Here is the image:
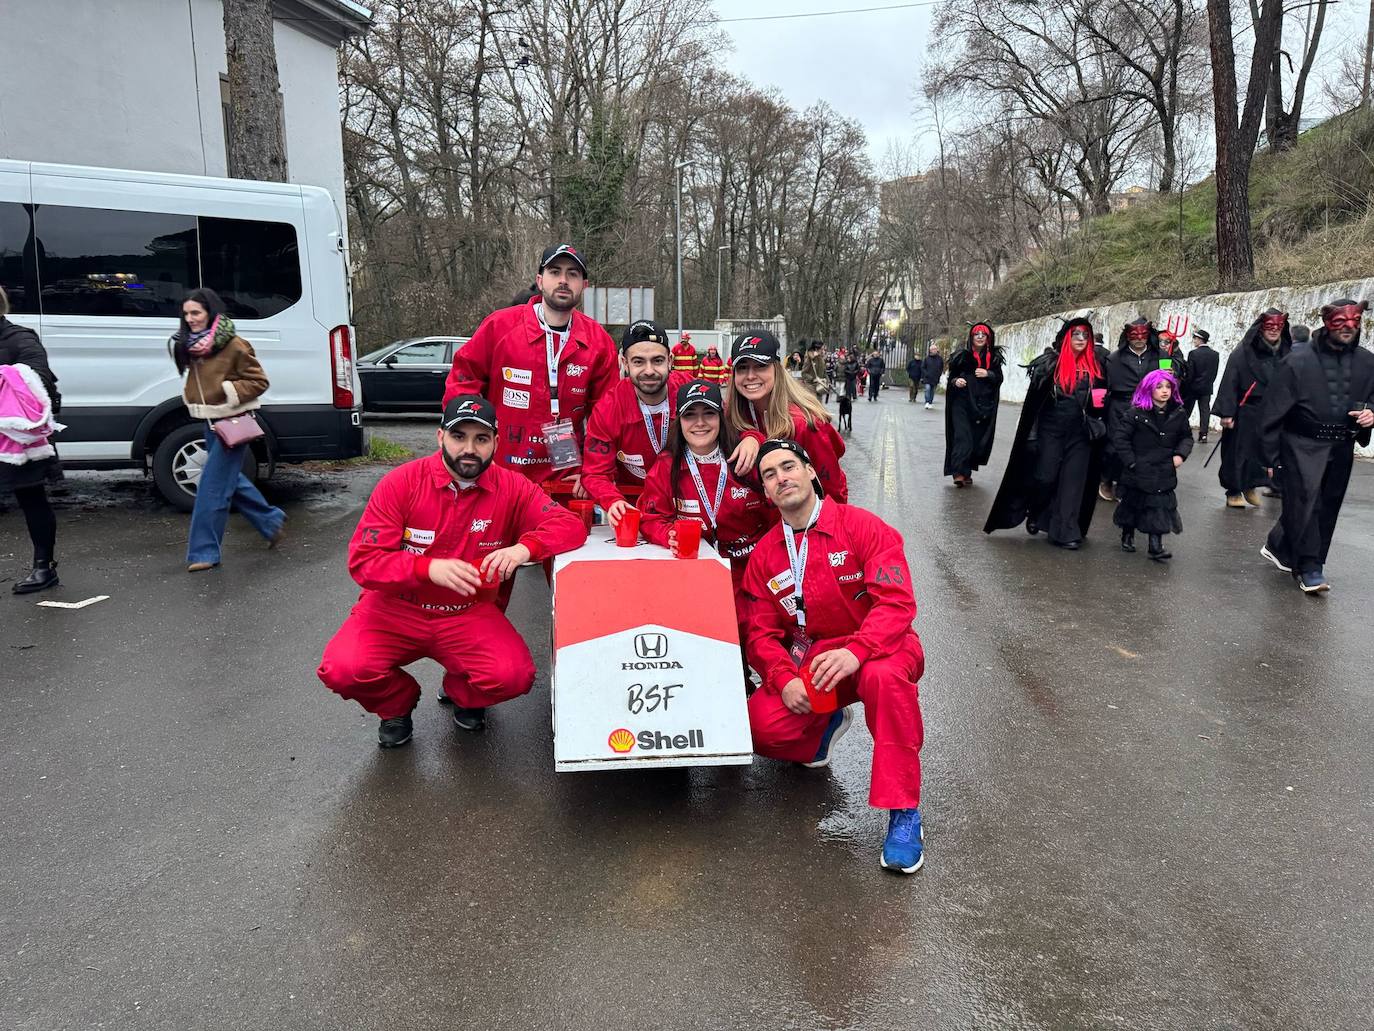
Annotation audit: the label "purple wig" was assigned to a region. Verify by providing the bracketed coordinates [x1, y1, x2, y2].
[1132, 368, 1182, 410]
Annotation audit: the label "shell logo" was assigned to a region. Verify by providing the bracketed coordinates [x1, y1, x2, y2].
[608, 728, 636, 754]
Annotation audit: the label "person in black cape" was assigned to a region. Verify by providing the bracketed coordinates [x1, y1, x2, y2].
[943, 321, 1004, 486]
[984, 318, 1109, 549]
[1258, 298, 1374, 594]
[1215, 308, 1291, 509]
[1111, 368, 1193, 562]
[1100, 317, 1164, 501]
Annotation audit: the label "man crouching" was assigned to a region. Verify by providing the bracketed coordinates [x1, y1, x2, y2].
[740, 439, 927, 873]
[317, 395, 587, 747]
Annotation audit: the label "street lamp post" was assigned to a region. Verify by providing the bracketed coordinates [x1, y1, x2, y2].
[675, 159, 695, 339]
[716, 244, 730, 322]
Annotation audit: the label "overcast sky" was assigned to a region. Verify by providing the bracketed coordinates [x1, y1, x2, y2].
[714, 0, 937, 172]
[713, 0, 1366, 183]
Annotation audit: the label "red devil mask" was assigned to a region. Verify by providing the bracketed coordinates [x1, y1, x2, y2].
[1260, 311, 1287, 333]
[1321, 302, 1363, 334]
[1126, 322, 1150, 343]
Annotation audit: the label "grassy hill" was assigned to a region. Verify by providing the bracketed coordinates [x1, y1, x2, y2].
[979, 108, 1374, 324]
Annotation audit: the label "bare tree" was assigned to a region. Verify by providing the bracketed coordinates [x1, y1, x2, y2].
[1259, 0, 1332, 151]
[1206, 0, 1285, 288]
[222, 0, 286, 182]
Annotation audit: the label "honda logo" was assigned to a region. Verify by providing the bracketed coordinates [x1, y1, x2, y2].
[633, 633, 668, 659]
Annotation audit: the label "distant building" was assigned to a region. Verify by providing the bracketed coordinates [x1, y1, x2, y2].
[1109, 185, 1155, 212]
[0, 0, 371, 211]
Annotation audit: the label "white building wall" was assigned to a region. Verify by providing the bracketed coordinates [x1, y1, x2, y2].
[0, 0, 349, 212]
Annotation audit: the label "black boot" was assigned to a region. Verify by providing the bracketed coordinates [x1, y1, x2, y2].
[1148, 534, 1171, 562]
[12, 561, 59, 594]
[1120, 529, 1136, 553]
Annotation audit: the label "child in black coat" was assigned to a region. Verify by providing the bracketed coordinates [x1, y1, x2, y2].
[1111, 369, 1193, 561]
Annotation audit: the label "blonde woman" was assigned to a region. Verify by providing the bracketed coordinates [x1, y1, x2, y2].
[726, 331, 847, 503]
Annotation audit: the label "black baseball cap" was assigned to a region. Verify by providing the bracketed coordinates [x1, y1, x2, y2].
[442, 394, 498, 432]
[621, 319, 670, 353]
[538, 243, 587, 275]
[756, 438, 825, 499]
[731, 329, 781, 365]
[676, 379, 723, 413]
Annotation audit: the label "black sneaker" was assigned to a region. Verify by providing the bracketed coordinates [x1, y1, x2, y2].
[436, 689, 452, 706]
[378, 715, 413, 749]
[452, 706, 486, 732]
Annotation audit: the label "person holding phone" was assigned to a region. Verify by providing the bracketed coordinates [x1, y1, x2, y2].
[317, 395, 588, 746]
[1258, 299, 1374, 594]
[740, 439, 927, 874]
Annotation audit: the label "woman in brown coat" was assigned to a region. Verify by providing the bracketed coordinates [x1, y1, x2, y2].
[171, 289, 285, 571]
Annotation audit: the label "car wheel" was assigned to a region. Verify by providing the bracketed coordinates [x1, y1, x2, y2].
[152, 423, 258, 511]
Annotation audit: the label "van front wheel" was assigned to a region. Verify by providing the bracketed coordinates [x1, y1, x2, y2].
[152, 423, 259, 511]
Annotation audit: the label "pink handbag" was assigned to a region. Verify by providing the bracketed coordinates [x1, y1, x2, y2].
[211, 412, 265, 448]
[193, 365, 265, 448]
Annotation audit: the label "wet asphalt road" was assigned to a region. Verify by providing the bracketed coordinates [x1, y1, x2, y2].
[3, 397, 1373, 1031]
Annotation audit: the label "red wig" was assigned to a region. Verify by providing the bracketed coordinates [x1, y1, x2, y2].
[1054, 323, 1101, 393]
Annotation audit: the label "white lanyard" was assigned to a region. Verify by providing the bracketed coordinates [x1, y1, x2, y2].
[538, 304, 572, 419]
[781, 498, 823, 629]
[639, 399, 669, 454]
[685, 449, 727, 528]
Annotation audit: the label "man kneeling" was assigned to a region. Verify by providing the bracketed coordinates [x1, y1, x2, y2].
[317, 395, 587, 747]
[741, 440, 927, 873]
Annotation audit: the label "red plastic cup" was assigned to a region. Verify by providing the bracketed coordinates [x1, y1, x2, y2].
[1090, 388, 1107, 408]
[802, 664, 838, 714]
[672, 519, 702, 559]
[615, 507, 641, 547]
[474, 566, 500, 604]
[569, 499, 595, 531]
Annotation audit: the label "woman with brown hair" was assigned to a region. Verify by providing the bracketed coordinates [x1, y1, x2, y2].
[170, 288, 286, 572]
[725, 331, 848, 503]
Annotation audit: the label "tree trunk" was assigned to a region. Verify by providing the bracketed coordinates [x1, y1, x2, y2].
[1363, 0, 1374, 108]
[222, 0, 286, 182]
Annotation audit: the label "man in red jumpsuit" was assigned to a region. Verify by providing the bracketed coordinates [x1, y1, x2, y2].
[740, 438, 927, 873]
[581, 319, 692, 526]
[442, 243, 619, 498]
[583, 320, 759, 528]
[672, 332, 699, 377]
[317, 395, 588, 748]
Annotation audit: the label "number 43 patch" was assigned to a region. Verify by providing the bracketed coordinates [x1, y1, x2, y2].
[873, 565, 906, 586]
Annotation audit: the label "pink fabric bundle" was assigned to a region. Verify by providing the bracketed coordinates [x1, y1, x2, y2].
[0, 363, 64, 465]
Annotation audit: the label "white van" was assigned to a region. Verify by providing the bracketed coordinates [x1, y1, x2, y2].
[0, 158, 364, 509]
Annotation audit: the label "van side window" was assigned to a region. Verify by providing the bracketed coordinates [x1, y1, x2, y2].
[35, 207, 197, 317]
[0, 202, 38, 314]
[200, 217, 301, 319]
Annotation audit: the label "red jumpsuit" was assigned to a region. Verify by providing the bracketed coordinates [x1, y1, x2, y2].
[671, 341, 700, 377]
[739, 501, 924, 809]
[317, 453, 588, 719]
[442, 299, 620, 490]
[580, 372, 693, 511]
[749, 404, 849, 503]
[638, 450, 778, 590]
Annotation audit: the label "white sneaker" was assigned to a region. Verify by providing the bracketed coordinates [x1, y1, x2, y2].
[1259, 545, 1291, 573]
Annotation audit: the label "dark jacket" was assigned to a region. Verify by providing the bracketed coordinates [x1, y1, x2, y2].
[0, 317, 59, 409]
[1110, 403, 1194, 493]
[1260, 331, 1374, 466]
[906, 358, 921, 380]
[865, 354, 886, 376]
[920, 353, 944, 383]
[1185, 344, 1219, 396]
[1214, 319, 1292, 420]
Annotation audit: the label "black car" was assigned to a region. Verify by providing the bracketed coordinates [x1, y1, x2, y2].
[357, 336, 467, 412]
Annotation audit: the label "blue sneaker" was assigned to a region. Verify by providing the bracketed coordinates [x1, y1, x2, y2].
[1298, 569, 1330, 594]
[881, 808, 924, 874]
[804, 706, 853, 768]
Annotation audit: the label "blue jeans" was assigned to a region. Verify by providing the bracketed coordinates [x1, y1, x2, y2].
[924, 382, 936, 405]
[187, 428, 285, 564]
